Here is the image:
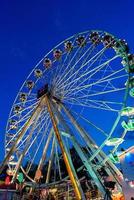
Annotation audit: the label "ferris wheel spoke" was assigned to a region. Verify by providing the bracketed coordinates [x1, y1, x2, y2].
[28, 113, 51, 157]
[60, 46, 98, 93]
[64, 87, 125, 109]
[6, 106, 43, 147]
[17, 110, 49, 150]
[9, 101, 39, 120]
[59, 45, 108, 91]
[64, 71, 127, 98]
[66, 64, 123, 98]
[70, 47, 99, 83]
[56, 43, 95, 89]
[89, 114, 121, 163]
[76, 54, 118, 86]
[56, 44, 107, 91]
[12, 109, 43, 182]
[14, 97, 38, 106]
[65, 73, 126, 98]
[62, 54, 119, 94]
[71, 110, 110, 137]
[45, 135, 55, 183]
[63, 56, 121, 96]
[76, 99, 123, 111]
[26, 120, 51, 174]
[28, 118, 50, 162]
[54, 150, 57, 182]
[98, 52, 115, 80]
[76, 93, 123, 104]
[88, 100, 119, 111]
[35, 128, 54, 180]
[56, 32, 104, 89]
[93, 69, 127, 86]
[53, 38, 78, 85]
[101, 81, 116, 92]
[89, 82, 115, 90]
[55, 46, 82, 87]
[20, 92, 37, 98]
[82, 87, 125, 98]
[86, 101, 118, 112]
[8, 102, 38, 127]
[55, 36, 93, 88]
[96, 69, 127, 85]
[87, 99, 123, 105]
[68, 86, 125, 100]
[17, 111, 49, 157]
[80, 102, 118, 112]
[65, 98, 119, 112]
[51, 59, 63, 86]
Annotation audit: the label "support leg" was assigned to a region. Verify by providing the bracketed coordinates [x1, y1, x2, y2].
[45, 96, 85, 200]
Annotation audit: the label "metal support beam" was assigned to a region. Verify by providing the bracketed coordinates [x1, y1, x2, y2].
[52, 102, 105, 195]
[61, 133, 86, 200]
[45, 96, 85, 200]
[61, 104, 123, 179]
[55, 139, 62, 180]
[61, 104, 99, 152]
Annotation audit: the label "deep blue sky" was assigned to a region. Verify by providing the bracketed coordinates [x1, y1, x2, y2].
[0, 0, 134, 161]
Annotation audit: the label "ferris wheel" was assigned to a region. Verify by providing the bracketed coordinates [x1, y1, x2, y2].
[1, 30, 134, 199]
